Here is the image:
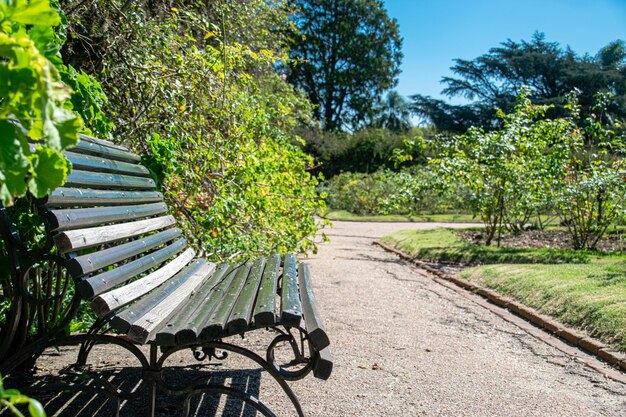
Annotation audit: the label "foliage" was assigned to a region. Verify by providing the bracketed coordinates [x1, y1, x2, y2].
[372, 91, 412, 131]
[0, 373, 45, 417]
[0, 0, 81, 206]
[555, 92, 626, 250]
[321, 166, 463, 216]
[431, 88, 575, 245]
[412, 33, 626, 134]
[302, 126, 431, 177]
[287, 0, 402, 131]
[60, 1, 325, 259]
[379, 228, 591, 264]
[322, 209, 476, 223]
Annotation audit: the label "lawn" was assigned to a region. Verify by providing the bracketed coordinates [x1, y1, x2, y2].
[322, 209, 479, 223]
[380, 227, 626, 351]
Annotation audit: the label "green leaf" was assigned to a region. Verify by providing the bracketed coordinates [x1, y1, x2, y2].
[28, 398, 46, 417]
[45, 104, 81, 149]
[8, 0, 60, 27]
[27, 147, 69, 198]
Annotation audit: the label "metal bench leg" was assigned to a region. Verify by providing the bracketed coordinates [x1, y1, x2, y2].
[146, 344, 160, 417]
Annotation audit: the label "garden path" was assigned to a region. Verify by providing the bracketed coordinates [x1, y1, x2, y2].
[291, 220, 626, 416]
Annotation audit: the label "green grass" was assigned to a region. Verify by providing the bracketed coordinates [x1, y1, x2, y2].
[380, 227, 626, 351]
[321, 209, 479, 223]
[463, 261, 626, 350]
[380, 228, 591, 264]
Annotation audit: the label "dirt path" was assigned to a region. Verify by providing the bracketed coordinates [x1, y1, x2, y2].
[292, 221, 626, 416]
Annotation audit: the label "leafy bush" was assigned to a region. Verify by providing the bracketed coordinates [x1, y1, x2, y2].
[60, 1, 324, 259]
[302, 126, 432, 178]
[0, 0, 81, 206]
[431, 88, 575, 245]
[554, 92, 626, 249]
[321, 166, 463, 216]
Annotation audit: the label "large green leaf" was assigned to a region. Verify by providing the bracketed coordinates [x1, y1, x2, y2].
[27, 147, 69, 198]
[6, 0, 60, 27]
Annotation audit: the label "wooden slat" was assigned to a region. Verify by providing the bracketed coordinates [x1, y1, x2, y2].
[79, 134, 128, 151]
[48, 202, 168, 232]
[167, 263, 235, 345]
[297, 263, 330, 350]
[312, 347, 333, 380]
[280, 254, 302, 327]
[198, 262, 252, 342]
[42, 188, 164, 208]
[65, 170, 156, 190]
[110, 259, 206, 333]
[65, 227, 182, 278]
[253, 254, 281, 326]
[127, 261, 216, 343]
[73, 139, 141, 163]
[91, 248, 196, 317]
[154, 263, 231, 345]
[226, 257, 266, 334]
[54, 215, 176, 253]
[66, 227, 182, 277]
[65, 151, 150, 177]
[77, 238, 187, 298]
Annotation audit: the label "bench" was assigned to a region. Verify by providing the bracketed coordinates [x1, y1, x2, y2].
[0, 134, 332, 416]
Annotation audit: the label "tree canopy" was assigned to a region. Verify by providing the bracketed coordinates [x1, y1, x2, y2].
[287, 0, 402, 131]
[412, 33, 626, 133]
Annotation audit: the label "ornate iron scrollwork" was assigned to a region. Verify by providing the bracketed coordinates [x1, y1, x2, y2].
[266, 329, 314, 381]
[192, 345, 229, 362]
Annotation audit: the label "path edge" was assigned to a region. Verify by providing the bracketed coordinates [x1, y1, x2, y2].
[373, 240, 626, 375]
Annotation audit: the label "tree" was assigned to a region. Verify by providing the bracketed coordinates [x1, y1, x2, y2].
[373, 91, 412, 131]
[431, 88, 575, 245]
[287, 0, 402, 131]
[412, 33, 626, 134]
[554, 92, 626, 250]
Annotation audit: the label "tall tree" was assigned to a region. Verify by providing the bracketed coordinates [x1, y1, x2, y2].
[373, 91, 412, 131]
[412, 33, 626, 133]
[287, 0, 402, 131]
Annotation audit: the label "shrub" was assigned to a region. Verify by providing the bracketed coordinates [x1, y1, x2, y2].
[431, 88, 575, 245]
[60, 1, 325, 259]
[321, 166, 462, 216]
[554, 92, 626, 249]
[0, 0, 82, 206]
[302, 126, 432, 178]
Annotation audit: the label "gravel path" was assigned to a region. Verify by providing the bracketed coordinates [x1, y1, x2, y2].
[290, 221, 626, 417]
[19, 221, 626, 416]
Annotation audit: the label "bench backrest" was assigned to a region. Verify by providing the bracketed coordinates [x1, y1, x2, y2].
[40, 136, 213, 337]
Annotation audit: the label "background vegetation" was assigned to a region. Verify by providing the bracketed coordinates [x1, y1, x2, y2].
[57, 0, 326, 259]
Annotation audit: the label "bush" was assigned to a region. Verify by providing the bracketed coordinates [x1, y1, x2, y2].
[431, 88, 575, 245]
[321, 166, 464, 216]
[554, 92, 626, 249]
[60, 1, 325, 259]
[302, 126, 433, 178]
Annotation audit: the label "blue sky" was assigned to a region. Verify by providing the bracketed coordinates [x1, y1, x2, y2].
[383, 0, 626, 104]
